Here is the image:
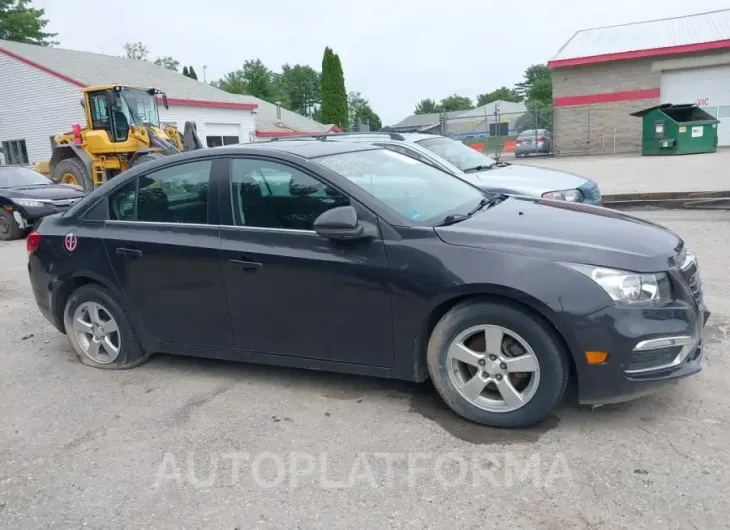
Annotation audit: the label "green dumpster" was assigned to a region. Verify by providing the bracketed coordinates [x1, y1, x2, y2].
[630, 103, 720, 156]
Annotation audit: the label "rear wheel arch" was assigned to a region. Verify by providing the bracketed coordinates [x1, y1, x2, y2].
[54, 276, 101, 332]
[54, 272, 158, 352]
[412, 288, 576, 382]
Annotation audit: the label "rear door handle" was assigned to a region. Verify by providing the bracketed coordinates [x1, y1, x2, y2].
[116, 247, 142, 259]
[229, 259, 262, 272]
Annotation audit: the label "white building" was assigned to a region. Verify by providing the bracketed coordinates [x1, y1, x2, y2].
[0, 40, 337, 165]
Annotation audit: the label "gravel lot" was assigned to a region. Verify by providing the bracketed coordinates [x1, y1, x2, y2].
[514, 148, 730, 195]
[1, 209, 729, 529]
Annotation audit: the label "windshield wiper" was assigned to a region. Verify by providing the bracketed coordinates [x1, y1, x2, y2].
[435, 195, 507, 226]
[463, 164, 494, 173]
[435, 213, 470, 226]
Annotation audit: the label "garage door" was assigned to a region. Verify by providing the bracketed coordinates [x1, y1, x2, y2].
[204, 123, 241, 148]
[661, 65, 730, 146]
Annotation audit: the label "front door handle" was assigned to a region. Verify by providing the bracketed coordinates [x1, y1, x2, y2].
[116, 247, 142, 259]
[229, 259, 262, 272]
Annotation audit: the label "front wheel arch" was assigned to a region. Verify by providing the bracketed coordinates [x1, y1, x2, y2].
[412, 291, 576, 383]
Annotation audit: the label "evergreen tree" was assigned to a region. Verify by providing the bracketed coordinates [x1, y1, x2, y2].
[188, 66, 198, 80]
[320, 47, 347, 127]
[182, 66, 190, 77]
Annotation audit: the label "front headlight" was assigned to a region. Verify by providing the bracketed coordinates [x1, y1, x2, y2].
[12, 198, 45, 208]
[566, 264, 671, 304]
[542, 189, 583, 202]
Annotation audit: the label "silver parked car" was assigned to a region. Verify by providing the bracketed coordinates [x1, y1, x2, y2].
[515, 129, 553, 157]
[277, 132, 600, 206]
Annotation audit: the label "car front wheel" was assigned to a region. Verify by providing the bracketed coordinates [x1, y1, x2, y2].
[427, 299, 569, 428]
[0, 209, 22, 241]
[63, 284, 151, 369]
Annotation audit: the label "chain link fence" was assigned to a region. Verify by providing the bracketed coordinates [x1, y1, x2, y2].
[440, 104, 644, 159]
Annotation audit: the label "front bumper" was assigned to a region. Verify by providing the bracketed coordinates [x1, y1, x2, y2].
[570, 266, 709, 405]
[12, 204, 68, 229]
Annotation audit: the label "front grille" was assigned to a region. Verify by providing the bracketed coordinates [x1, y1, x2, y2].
[679, 251, 704, 306]
[47, 198, 80, 208]
[626, 346, 682, 372]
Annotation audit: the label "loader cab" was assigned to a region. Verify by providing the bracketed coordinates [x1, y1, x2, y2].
[83, 85, 165, 143]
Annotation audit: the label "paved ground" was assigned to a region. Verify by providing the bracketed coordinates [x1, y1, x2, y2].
[1, 210, 729, 529]
[513, 148, 730, 195]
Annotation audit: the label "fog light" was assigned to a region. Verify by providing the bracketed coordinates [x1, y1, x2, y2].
[585, 351, 608, 364]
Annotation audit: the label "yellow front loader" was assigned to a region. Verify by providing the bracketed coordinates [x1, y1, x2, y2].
[37, 84, 203, 192]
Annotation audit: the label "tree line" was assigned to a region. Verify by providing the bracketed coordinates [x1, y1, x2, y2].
[121, 42, 380, 131]
[412, 64, 554, 132]
[118, 40, 380, 130]
[208, 49, 380, 131]
[413, 64, 553, 114]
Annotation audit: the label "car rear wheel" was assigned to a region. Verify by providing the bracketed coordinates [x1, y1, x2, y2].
[0, 209, 22, 241]
[427, 299, 569, 428]
[63, 284, 151, 369]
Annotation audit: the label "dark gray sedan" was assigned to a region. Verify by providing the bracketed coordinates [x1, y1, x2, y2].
[29, 141, 707, 428]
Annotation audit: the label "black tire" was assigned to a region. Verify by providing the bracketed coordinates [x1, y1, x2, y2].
[63, 284, 151, 370]
[0, 209, 22, 241]
[129, 153, 164, 169]
[52, 158, 94, 192]
[426, 299, 569, 428]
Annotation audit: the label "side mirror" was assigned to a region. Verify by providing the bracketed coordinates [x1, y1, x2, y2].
[162, 93, 169, 110]
[314, 206, 366, 240]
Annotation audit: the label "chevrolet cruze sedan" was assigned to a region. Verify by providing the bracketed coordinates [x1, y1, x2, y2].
[28, 141, 708, 428]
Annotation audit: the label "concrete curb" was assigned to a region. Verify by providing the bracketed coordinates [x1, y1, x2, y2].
[602, 191, 730, 210]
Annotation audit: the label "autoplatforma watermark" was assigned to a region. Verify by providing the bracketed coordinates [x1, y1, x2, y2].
[153, 451, 571, 490]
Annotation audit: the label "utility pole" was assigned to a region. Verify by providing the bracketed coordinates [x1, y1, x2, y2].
[203, 65, 207, 83]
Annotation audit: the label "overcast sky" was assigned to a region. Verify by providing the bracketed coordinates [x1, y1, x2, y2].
[38, 0, 730, 124]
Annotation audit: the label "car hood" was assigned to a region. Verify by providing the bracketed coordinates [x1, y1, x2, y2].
[468, 164, 589, 196]
[2, 184, 85, 200]
[434, 196, 682, 273]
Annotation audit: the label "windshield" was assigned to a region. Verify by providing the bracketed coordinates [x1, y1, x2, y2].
[0, 168, 50, 188]
[416, 136, 496, 172]
[118, 89, 160, 127]
[316, 148, 486, 225]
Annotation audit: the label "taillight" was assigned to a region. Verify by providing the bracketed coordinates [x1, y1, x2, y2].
[27, 231, 42, 255]
[537, 136, 545, 142]
[515, 139, 522, 144]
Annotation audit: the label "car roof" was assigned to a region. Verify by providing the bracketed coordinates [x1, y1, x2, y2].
[398, 132, 442, 142]
[275, 131, 445, 146]
[235, 140, 378, 158]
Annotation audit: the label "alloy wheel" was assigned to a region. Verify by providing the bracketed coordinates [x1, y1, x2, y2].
[447, 325, 540, 413]
[71, 301, 121, 364]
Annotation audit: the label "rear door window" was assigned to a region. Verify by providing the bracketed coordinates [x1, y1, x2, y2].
[108, 160, 212, 224]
